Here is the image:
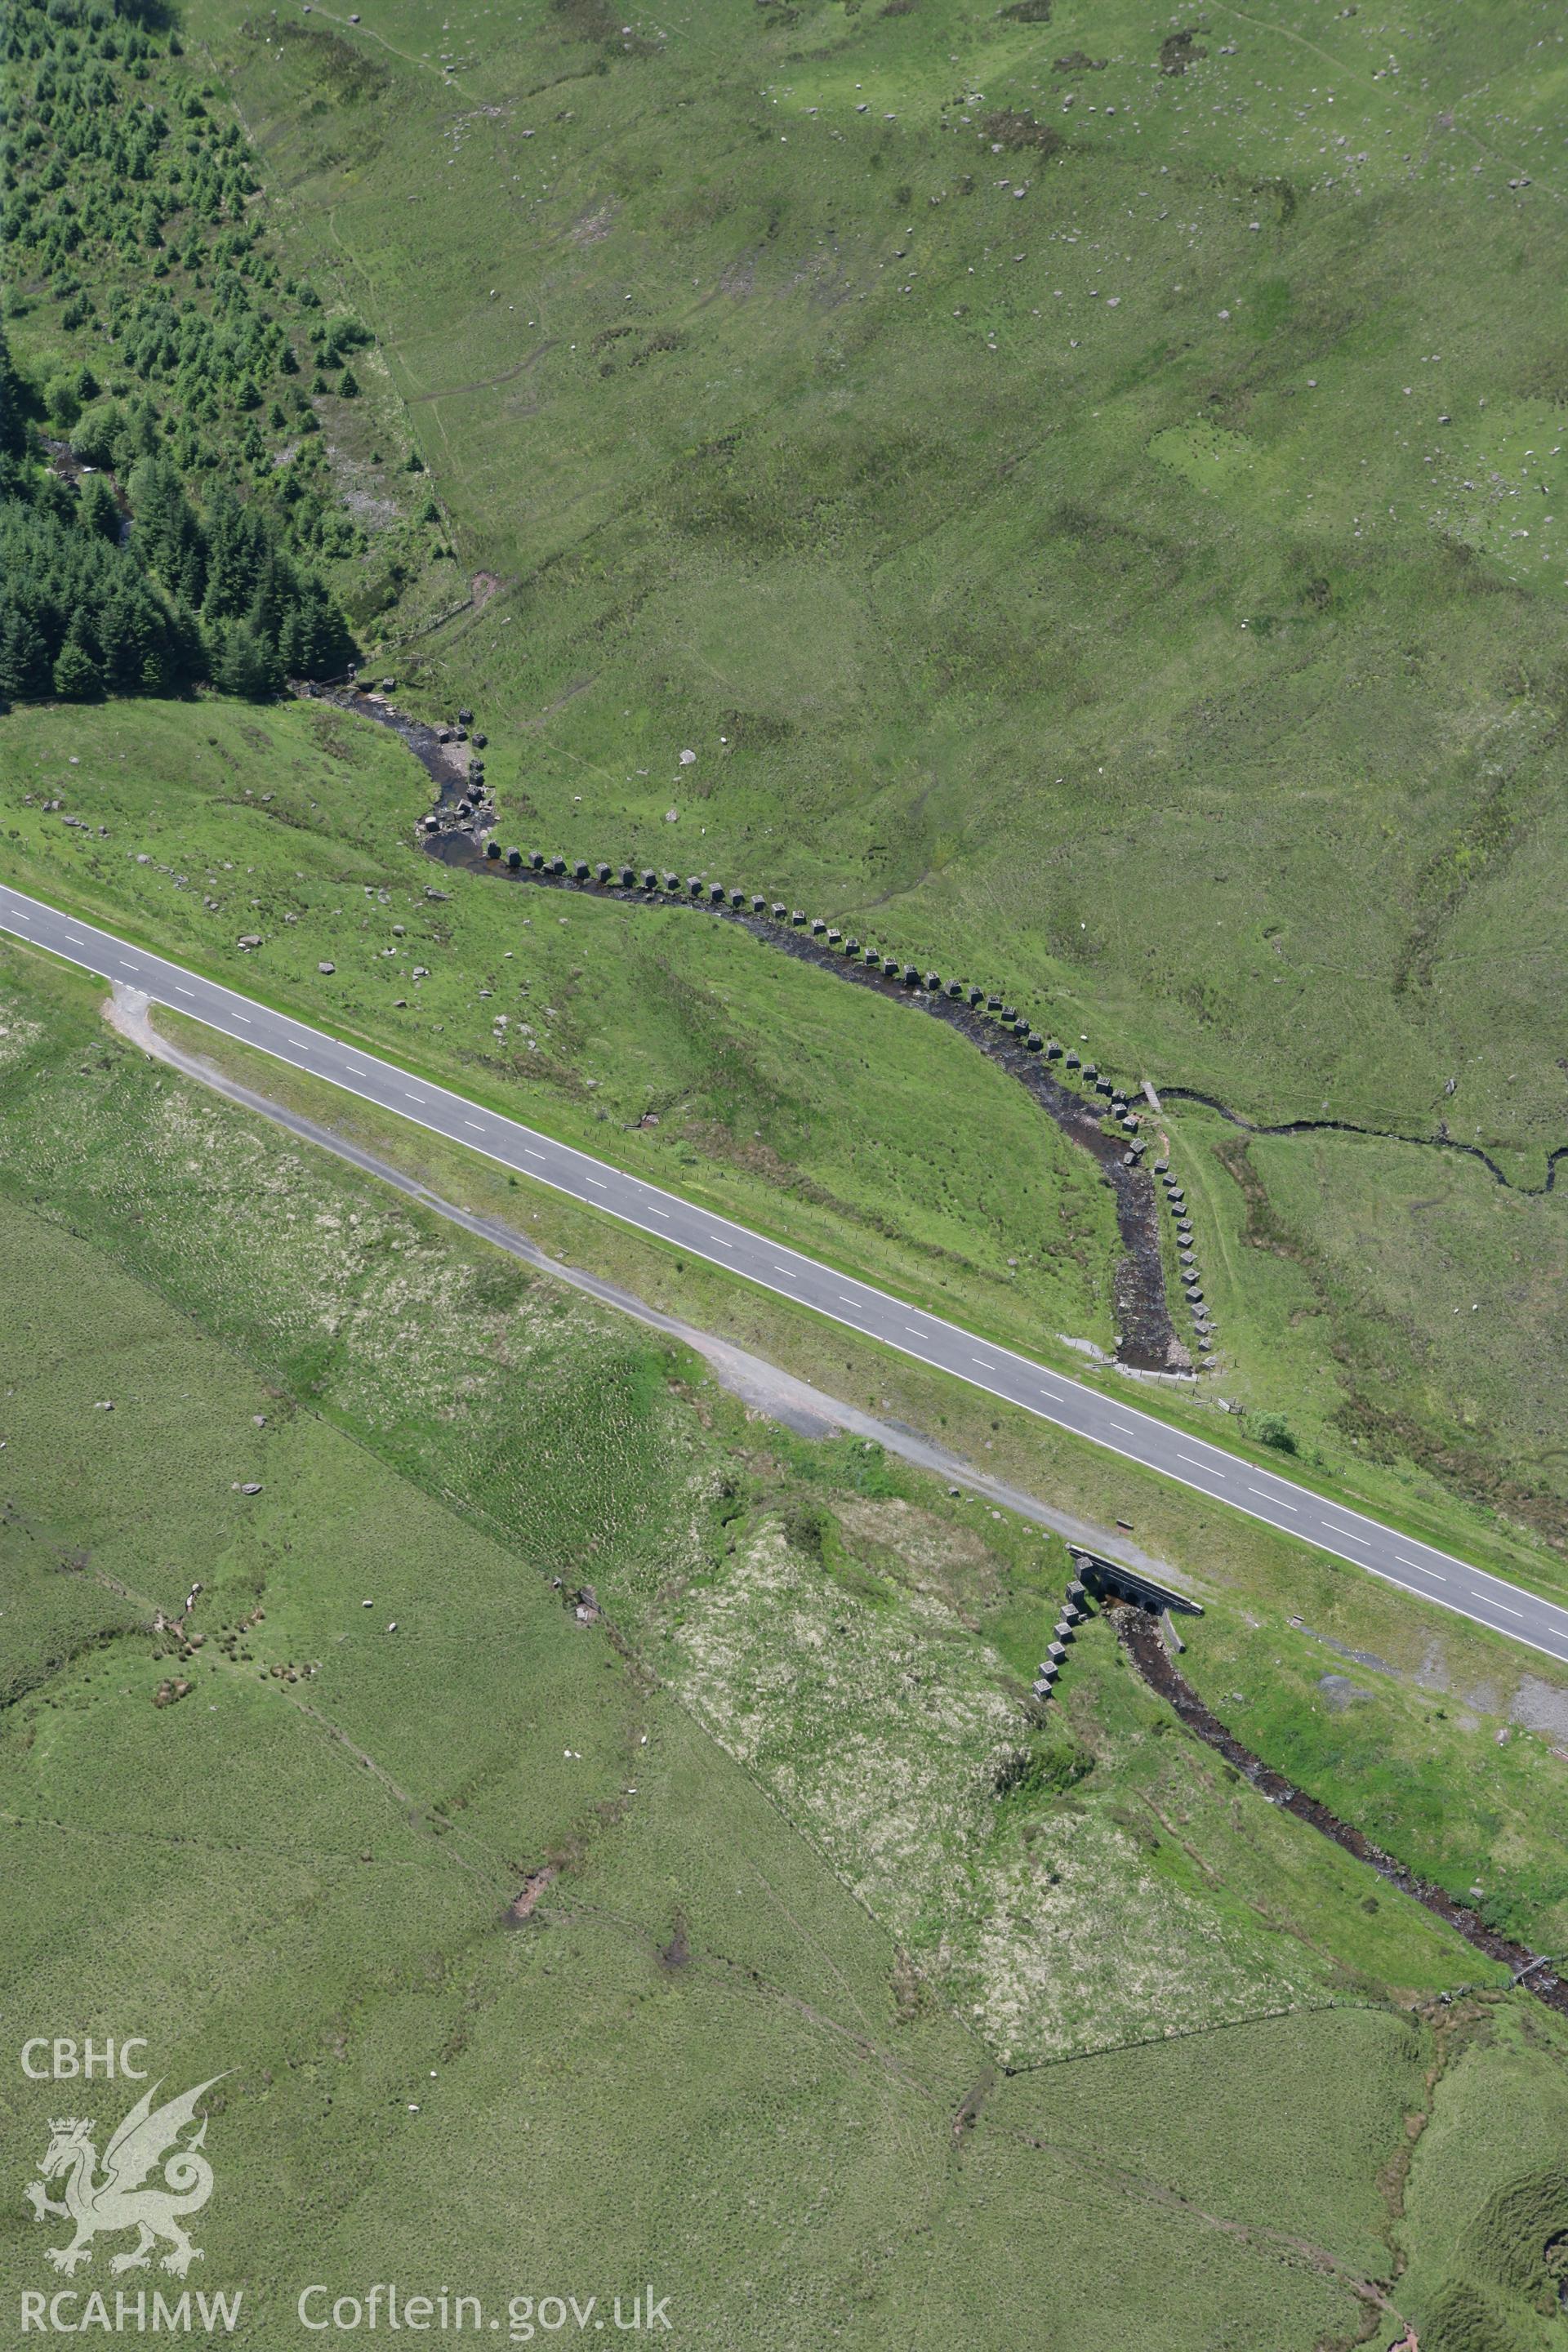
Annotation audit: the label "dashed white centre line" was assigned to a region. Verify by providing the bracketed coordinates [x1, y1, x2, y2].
[118, 960, 138, 972]
[66, 935, 84, 946]
[176, 987, 194, 998]
[646, 1205, 668, 1218]
[1490, 1601, 1524, 1619]
[524, 1150, 546, 1164]
[586, 1177, 607, 1190]
[233, 1013, 250, 1025]
[1178, 1452, 1214, 1472]
[346, 1065, 367, 1076]
[1270, 1497, 1298, 1512]
[464, 1120, 484, 1132]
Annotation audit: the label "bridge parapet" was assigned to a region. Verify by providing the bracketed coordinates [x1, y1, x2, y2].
[1068, 1548, 1204, 1619]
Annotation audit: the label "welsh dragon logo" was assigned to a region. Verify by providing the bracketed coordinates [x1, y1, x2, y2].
[24, 2076, 226, 2278]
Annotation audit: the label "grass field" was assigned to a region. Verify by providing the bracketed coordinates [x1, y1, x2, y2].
[14, 906, 1568, 1958]
[1156, 1099, 1568, 1545]
[7, 0, 1568, 2332]
[4, 938, 1567, 2342]
[178, 0, 1568, 1172]
[10, 687, 1568, 1611]
[0, 938, 1511, 2009]
[0, 692, 1128, 1361]
[1397, 1999, 1568, 2351]
[11, 0, 1568, 1570]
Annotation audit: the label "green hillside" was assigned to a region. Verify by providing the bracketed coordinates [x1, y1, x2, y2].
[6, 0, 1567, 1559]
[192, 0, 1568, 1170]
[3, 935, 1567, 2346]
[7, 2, 1568, 2341]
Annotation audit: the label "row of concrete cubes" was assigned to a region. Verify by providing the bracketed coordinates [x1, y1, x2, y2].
[492, 855, 1143, 1083]
[1156, 1165, 1217, 1359]
[1032, 1578, 1089, 1699]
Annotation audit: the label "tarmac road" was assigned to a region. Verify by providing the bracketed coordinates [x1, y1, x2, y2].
[6, 877, 1566, 1669]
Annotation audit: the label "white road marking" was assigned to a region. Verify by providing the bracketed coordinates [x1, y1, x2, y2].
[465, 1120, 484, 1131]
[233, 1013, 250, 1024]
[647, 1205, 668, 1218]
[1490, 1601, 1523, 1619]
[1178, 1452, 1214, 1472]
[176, 987, 194, 998]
